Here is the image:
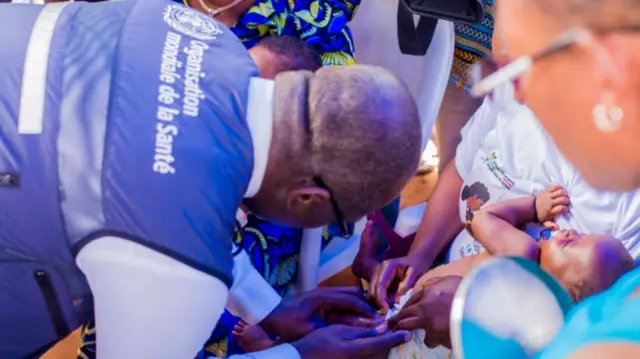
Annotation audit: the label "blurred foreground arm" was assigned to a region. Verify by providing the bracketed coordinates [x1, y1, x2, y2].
[227, 247, 282, 324]
[76, 237, 226, 359]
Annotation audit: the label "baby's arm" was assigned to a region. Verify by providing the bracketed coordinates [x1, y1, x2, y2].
[471, 185, 569, 260]
[470, 196, 541, 260]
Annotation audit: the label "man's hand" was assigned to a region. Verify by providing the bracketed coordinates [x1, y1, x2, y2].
[292, 324, 411, 359]
[387, 276, 463, 349]
[259, 287, 377, 342]
[535, 185, 570, 229]
[369, 253, 431, 314]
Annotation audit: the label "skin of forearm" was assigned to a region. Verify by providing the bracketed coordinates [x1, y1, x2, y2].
[471, 197, 540, 260]
[409, 160, 465, 264]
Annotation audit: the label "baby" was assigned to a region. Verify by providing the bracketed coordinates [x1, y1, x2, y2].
[353, 186, 636, 359]
[413, 185, 636, 302]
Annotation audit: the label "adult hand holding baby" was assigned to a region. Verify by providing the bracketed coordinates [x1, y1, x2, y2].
[387, 276, 463, 349]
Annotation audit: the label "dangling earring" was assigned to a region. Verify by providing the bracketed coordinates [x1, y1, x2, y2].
[592, 90, 623, 132]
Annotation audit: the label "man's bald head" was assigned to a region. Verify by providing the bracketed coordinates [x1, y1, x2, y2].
[306, 66, 422, 218]
[246, 65, 422, 228]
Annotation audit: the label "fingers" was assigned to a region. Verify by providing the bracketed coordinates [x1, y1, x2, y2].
[551, 194, 570, 206]
[232, 321, 247, 336]
[391, 317, 424, 331]
[542, 221, 559, 230]
[550, 205, 569, 216]
[322, 292, 375, 318]
[371, 261, 398, 313]
[333, 324, 381, 341]
[396, 266, 418, 299]
[349, 330, 412, 357]
[386, 303, 422, 329]
[351, 315, 385, 328]
[545, 185, 564, 194]
[322, 286, 365, 296]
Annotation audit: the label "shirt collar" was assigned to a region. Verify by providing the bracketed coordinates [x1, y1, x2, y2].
[244, 77, 274, 198]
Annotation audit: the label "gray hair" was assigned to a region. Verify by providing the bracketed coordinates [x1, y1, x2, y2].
[273, 66, 422, 218]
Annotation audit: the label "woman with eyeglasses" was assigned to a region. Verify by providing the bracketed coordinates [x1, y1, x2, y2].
[468, 0, 640, 358]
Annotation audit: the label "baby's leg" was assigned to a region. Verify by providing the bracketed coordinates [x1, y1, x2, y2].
[232, 321, 275, 353]
[414, 252, 491, 291]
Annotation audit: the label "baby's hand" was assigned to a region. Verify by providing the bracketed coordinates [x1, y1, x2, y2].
[535, 185, 570, 229]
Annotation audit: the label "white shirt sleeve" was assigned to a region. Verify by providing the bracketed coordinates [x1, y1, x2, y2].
[76, 236, 228, 359]
[612, 191, 640, 259]
[455, 97, 497, 178]
[213, 344, 301, 359]
[227, 247, 282, 325]
[561, 165, 640, 259]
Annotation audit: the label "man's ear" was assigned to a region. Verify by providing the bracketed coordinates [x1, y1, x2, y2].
[286, 186, 331, 212]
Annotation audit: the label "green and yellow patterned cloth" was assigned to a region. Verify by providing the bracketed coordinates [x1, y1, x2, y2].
[185, 0, 360, 66]
[232, 0, 360, 66]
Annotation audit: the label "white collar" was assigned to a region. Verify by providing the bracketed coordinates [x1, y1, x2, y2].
[244, 77, 274, 198]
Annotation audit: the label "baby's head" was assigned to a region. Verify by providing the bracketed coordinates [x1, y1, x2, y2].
[540, 230, 636, 302]
[248, 35, 323, 79]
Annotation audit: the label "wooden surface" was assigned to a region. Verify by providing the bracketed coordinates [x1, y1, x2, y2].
[400, 171, 437, 210]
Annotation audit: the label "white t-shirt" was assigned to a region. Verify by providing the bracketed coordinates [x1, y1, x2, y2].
[448, 86, 640, 261]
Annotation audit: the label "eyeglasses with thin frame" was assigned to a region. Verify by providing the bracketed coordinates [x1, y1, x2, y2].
[470, 26, 640, 98]
[313, 176, 350, 238]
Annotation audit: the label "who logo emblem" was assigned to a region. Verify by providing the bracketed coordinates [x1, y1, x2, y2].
[163, 4, 223, 41]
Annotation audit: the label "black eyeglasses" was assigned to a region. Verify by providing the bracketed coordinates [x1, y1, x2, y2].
[313, 176, 349, 238]
[470, 26, 640, 98]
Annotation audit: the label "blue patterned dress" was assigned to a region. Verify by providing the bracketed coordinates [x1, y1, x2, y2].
[178, 0, 360, 66]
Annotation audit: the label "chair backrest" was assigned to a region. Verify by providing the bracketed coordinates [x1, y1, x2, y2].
[349, 0, 455, 150]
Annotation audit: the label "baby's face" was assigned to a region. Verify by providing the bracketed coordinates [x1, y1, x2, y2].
[540, 230, 620, 299]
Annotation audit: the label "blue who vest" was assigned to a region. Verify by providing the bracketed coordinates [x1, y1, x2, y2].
[0, 1, 258, 357]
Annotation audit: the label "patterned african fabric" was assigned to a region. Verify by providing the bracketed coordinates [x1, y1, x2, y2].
[77, 214, 304, 359]
[450, 0, 494, 92]
[176, 0, 360, 66]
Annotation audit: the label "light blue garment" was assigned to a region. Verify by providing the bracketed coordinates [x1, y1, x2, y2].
[536, 267, 640, 359]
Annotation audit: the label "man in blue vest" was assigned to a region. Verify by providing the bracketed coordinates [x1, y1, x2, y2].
[0, 1, 422, 358]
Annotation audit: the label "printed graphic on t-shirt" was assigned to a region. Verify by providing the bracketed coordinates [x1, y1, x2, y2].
[459, 239, 485, 259]
[461, 181, 490, 236]
[483, 152, 515, 190]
